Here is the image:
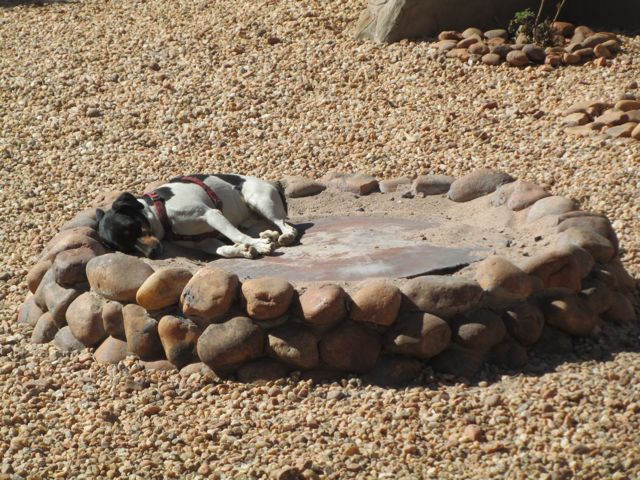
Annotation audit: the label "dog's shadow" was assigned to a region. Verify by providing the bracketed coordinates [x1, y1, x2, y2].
[158, 222, 314, 262]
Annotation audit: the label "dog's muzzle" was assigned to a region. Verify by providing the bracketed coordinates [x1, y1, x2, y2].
[135, 235, 163, 259]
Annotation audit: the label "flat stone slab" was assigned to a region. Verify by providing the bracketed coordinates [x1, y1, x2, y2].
[211, 216, 486, 282]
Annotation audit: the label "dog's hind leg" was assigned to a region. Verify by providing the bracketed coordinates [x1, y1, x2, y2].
[240, 179, 298, 246]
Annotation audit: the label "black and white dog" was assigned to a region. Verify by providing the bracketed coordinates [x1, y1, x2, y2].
[96, 174, 298, 259]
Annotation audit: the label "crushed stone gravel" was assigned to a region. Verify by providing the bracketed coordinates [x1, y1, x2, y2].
[0, 0, 639, 478]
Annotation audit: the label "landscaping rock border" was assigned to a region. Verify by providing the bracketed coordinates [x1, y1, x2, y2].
[433, 23, 623, 69]
[19, 169, 638, 384]
[562, 92, 640, 140]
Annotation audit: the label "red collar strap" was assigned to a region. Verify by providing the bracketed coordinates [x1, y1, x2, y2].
[143, 177, 223, 242]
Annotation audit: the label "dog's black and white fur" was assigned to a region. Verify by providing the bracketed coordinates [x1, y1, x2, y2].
[96, 174, 297, 259]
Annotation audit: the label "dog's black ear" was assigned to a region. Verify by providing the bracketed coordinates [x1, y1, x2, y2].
[96, 208, 105, 223]
[112, 192, 143, 212]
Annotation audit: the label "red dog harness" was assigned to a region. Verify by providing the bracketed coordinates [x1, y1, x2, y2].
[143, 176, 224, 242]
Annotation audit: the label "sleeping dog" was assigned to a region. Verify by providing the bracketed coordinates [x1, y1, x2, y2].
[96, 174, 298, 259]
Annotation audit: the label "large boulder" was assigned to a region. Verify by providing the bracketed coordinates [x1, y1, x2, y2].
[180, 267, 238, 327]
[66, 292, 107, 347]
[136, 267, 193, 311]
[447, 169, 514, 202]
[158, 315, 202, 367]
[242, 277, 294, 321]
[401, 276, 484, 318]
[475, 255, 539, 300]
[266, 324, 319, 370]
[541, 295, 597, 336]
[501, 302, 545, 345]
[450, 309, 506, 351]
[122, 304, 163, 360]
[319, 323, 381, 373]
[350, 279, 401, 327]
[298, 284, 347, 328]
[86, 253, 154, 302]
[383, 312, 451, 359]
[196, 316, 264, 371]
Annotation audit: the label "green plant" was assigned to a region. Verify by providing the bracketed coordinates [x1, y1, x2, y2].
[508, 0, 569, 47]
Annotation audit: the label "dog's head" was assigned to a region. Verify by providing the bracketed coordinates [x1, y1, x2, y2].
[96, 192, 162, 258]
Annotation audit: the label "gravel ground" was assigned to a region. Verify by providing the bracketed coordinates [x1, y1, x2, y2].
[0, 0, 639, 478]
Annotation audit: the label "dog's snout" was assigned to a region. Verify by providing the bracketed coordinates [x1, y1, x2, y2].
[135, 236, 162, 258]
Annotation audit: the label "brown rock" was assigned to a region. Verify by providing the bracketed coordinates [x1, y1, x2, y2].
[94, 336, 129, 364]
[491, 180, 550, 211]
[237, 359, 289, 383]
[556, 228, 615, 264]
[602, 292, 636, 324]
[322, 172, 378, 195]
[179, 362, 219, 381]
[319, 322, 381, 373]
[446, 48, 470, 61]
[102, 301, 125, 340]
[506, 50, 529, 67]
[562, 52, 581, 65]
[448, 169, 514, 202]
[430, 345, 486, 378]
[122, 304, 163, 360]
[605, 122, 637, 138]
[281, 176, 326, 198]
[581, 32, 616, 48]
[502, 302, 545, 345]
[457, 36, 479, 49]
[196, 316, 264, 371]
[575, 47, 595, 58]
[552, 21, 575, 37]
[140, 360, 178, 372]
[603, 258, 636, 293]
[17, 295, 44, 327]
[363, 356, 423, 387]
[401, 276, 484, 318]
[627, 110, 640, 123]
[481, 53, 501, 66]
[41, 234, 105, 262]
[462, 27, 482, 39]
[66, 292, 107, 347]
[412, 174, 455, 195]
[438, 30, 461, 41]
[378, 176, 411, 193]
[521, 246, 587, 293]
[43, 281, 82, 328]
[632, 124, 640, 140]
[593, 44, 612, 59]
[242, 277, 294, 321]
[158, 315, 201, 367]
[579, 279, 613, 315]
[526, 196, 577, 223]
[266, 324, 319, 370]
[523, 44, 546, 63]
[602, 39, 622, 53]
[490, 335, 528, 369]
[475, 255, 539, 300]
[33, 268, 55, 310]
[451, 309, 506, 351]
[484, 29, 508, 39]
[350, 279, 401, 327]
[593, 110, 629, 128]
[180, 267, 239, 326]
[532, 325, 573, 355]
[491, 44, 512, 58]
[557, 214, 618, 252]
[487, 37, 507, 47]
[54, 326, 85, 352]
[383, 312, 451, 359]
[86, 253, 154, 302]
[298, 284, 346, 327]
[435, 39, 458, 51]
[158, 315, 202, 367]
[468, 42, 489, 56]
[52, 247, 97, 286]
[562, 112, 590, 127]
[563, 100, 609, 117]
[31, 313, 58, 344]
[26, 260, 52, 294]
[136, 267, 193, 311]
[542, 295, 597, 336]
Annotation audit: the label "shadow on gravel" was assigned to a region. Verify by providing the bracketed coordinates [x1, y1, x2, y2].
[0, 0, 77, 8]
